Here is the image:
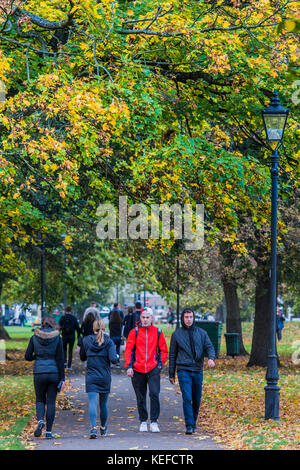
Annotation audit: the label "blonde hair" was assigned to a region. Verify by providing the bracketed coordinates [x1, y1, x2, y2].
[93, 319, 106, 346]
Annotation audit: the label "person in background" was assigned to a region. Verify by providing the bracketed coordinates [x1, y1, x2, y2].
[80, 318, 118, 438]
[127, 301, 142, 333]
[125, 307, 168, 433]
[25, 315, 65, 439]
[81, 312, 96, 338]
[276, 307, 286, 343]
[109, 309, 123, 367]
[59, 306, 81, 370]
[167, 307, 175, 331]
[169, 307, 215, 435]
[109, 303, 124, 322]
[123, 306, 134, 340]
[19, 311, 26, 327]
[83, 301, 100, 321]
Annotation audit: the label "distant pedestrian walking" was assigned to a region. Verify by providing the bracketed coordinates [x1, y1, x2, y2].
[82, 301, 100, 321]
[19, 312, 26, 327]
[276, 307, 286, 343]
[125, 307, 168, 433]
[80, 319, 118, 438]
[109, 308, 123, 364]
[80, 312, 97, 338]
[169, 307, 215, 435]
[167, 307, 175, 331]
[127, 301, 143, 334]
[123, 306, 134, 340]
[59, 306, 81, 370]
[25, 316, 65, 439]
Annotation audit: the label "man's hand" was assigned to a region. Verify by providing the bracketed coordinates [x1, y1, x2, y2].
[127, 368, 134, 377]
[208, 359, 215, 368]
[169, 377, 175, 384]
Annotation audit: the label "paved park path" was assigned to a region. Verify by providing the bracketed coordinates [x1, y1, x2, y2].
[34, 353, 224, 451]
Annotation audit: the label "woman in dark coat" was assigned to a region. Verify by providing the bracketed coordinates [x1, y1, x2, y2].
[25, 316, 65, 439]
[109, 309, 123, 362]
[80, 312, 96, 338]
[80, 319, 118, 438]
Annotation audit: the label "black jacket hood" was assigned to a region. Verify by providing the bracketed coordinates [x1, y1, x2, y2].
[84, 333, 110, 352]
[181, 308, 195, 329]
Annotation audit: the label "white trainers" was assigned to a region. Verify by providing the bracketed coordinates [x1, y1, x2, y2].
[139, 421, 148, 432]
[150, 422, 160, 433]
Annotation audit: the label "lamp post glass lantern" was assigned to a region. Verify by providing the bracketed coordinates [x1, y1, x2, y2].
[262, 90, 289, 146]
[262, 90, 288, 421]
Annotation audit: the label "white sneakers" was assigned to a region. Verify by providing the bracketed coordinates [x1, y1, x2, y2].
[139, 422, 160, 432]
[149, 422, 160, 433]
[139, 422, 148, 432]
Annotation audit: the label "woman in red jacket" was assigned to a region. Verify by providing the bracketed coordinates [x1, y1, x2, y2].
[124, 307, 168, 433]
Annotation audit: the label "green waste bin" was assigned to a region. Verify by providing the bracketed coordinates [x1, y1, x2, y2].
[195, 321, 223, 358]
[224, 333, 240, 357]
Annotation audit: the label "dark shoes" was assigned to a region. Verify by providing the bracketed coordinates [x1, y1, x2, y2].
[90, 427, 97, 439]
[100, 426, 108, 436]
[34, 420, 45, 437]
[185, 427, 194, 435]
[45, 432, 54, 439]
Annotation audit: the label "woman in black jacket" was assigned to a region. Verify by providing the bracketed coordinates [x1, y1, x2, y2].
[80, 312, 96, 338]
[109, 309, 123, 364]
[25, 316, 65, 439]
[80, 319, 118, 439]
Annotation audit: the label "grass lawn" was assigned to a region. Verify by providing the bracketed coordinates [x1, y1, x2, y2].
[0, 321, 299, 450]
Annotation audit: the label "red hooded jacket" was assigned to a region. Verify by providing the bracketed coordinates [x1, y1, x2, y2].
[125, 324, 168, 373]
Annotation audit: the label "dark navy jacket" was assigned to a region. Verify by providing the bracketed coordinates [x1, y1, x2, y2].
[80, 334, 118, 393]
[25, 328, 65, 381]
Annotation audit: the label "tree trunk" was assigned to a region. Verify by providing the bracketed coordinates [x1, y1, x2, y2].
[0, 322, 10, 340]
[220, 242, 248, 356]
[222, 276, 248, 355]
[0, 274, 11, 340]
[247, 262, 270, 367]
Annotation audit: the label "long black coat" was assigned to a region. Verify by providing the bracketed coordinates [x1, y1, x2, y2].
[80, 334, 118, 393]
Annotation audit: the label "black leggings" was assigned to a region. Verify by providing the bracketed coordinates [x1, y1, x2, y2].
[34, 373, 59, 432]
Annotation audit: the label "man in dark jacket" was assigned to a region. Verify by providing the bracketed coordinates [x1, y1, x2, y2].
[169, 307, 215, 435]
[59, 306, 81, 370]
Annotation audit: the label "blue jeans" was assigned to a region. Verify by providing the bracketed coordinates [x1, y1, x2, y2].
[88, 392, 109, 428]
[177, 369, 203, 428]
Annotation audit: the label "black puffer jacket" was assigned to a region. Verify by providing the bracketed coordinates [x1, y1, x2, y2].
[169, 310, 215, 378]
[25, 328, 65, 381]
[80, 334, 118, 393]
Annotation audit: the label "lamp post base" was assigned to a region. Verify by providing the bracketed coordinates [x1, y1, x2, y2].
[265, 385, 280, 420]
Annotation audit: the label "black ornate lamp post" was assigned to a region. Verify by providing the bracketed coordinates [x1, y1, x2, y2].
[261, 90, 289, 420]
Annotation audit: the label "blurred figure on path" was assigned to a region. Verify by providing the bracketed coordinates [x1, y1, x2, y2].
[83, 301, 100, 321]
[276, 307, 286, 343]
[59, 306, 81, 370]
[167, 307, 175, 331]
[109, 308, 123, 366]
